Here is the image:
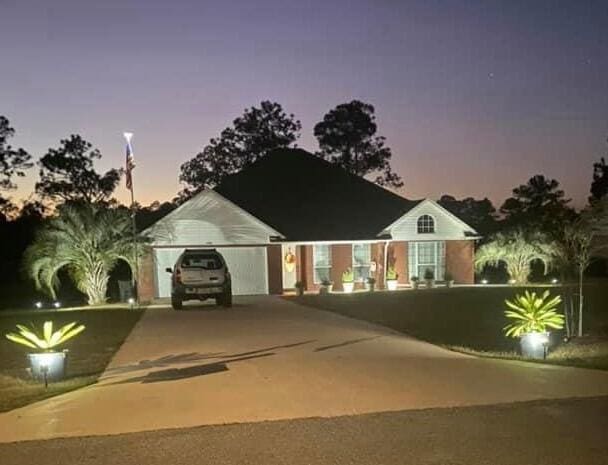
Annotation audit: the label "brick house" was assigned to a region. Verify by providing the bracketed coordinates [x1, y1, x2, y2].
[139, 148, 478, 301]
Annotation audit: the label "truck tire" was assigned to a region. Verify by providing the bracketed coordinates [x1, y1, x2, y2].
[171, 296, 183, 310]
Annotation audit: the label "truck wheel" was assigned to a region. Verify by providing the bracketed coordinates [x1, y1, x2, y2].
[171, 296, 183, 310]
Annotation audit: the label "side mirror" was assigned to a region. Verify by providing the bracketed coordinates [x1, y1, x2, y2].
[165, 267, 173, 273]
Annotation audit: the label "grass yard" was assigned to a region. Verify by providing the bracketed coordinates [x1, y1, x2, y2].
[0, 307, 143, 412]
[293, 283, 608, 370]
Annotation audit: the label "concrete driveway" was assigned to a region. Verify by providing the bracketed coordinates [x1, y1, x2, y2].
[2, 296, 608, 443]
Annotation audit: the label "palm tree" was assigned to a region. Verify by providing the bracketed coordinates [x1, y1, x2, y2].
[475, 230, 557, 284]
[24, 203, 147, 305]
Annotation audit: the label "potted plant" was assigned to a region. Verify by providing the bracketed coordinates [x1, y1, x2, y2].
[342, 268, 355, 293]
[294, 281, 305, 296]
[504, 290, 564, 359]
[386, 266, 398, 291]
[5, 321, 86, 386]
[410, 276, 420, 290]
[367, 277, 376, 292]
[423, 268, 435, 288]
[444, 271, 455, 288]
[319, 278, 333, 295]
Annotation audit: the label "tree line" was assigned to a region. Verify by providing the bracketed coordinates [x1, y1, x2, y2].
[1, 101, 607, 308]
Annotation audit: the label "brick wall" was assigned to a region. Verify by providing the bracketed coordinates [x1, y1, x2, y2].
[330, 244, 352, 292]
[266, 244, 283, 294]
[446, 240, 475, 284]
[138, 250, 156, 303]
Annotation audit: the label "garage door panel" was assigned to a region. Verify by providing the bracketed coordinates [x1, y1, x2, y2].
[153, 247, 268, 298]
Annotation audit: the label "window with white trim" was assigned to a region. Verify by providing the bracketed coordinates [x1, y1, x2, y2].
[408, 241, 445, 280]
[352, 243, 371, 282]
[313, 245, 332, 283]
[417, 215, 435, 234]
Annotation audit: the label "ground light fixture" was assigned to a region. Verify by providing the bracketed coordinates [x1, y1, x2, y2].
[481, 279, 488, 285]
[34, 301, 42, 309]
[508, 279, 517, 285]
[53, 301, 61, 309]
[128, 297, 136, 308]
[551, 278, 559, 284]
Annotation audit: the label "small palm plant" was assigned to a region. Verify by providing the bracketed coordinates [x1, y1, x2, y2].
[342, 268, 354, 283]
[6, 321, 86, 351]
[503, 290, 564, 338]
[386, 266, 398, 280]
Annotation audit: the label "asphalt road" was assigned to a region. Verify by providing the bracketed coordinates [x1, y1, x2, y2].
[2, 396, 607, 465]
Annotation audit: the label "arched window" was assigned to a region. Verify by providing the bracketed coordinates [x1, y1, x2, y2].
[417, 215, 435, 234]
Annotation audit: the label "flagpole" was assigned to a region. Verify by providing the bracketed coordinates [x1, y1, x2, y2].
[124, 132, 139, 305]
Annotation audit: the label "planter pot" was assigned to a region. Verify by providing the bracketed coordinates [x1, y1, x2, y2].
[425, 279, 435, 289]
[342, 282, 354, 293]
[28, 351, 67, 382]
[411, 281, 420, 290]
[295, 287, 304, 297]
[446, 280, 454, 288]
[319, 284, 332, 295]
[386, 279, 398, 291]
[520, 332, 550, 359]
[367, 282, 376, 292]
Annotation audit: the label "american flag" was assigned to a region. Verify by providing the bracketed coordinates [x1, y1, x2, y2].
[124, 132, 135, 191]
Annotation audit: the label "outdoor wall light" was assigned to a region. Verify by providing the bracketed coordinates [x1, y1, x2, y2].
[35, 301, 42, 309]
[53, 301, 61, 309]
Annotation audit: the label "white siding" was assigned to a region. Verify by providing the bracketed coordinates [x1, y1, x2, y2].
[384, 200, 477, 241]
[145, 190, 281, 246]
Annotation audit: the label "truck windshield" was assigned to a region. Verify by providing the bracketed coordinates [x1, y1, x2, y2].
[181, 254, 222, 270]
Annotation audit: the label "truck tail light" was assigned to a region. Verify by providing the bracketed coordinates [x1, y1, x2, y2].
[174, 268, 182, 285]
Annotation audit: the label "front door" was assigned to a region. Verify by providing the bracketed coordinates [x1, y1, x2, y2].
[282, 244, 297, 289]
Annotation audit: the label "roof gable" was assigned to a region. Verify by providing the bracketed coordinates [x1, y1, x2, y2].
[214, 149, 420, 241]
[145, 189, 282, 246]
[381, 199, 479, 240]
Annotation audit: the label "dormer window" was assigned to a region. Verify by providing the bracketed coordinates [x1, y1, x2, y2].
[417, 215, 435, 234]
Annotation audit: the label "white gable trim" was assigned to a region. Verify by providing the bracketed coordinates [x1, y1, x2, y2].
[379, 199, 479, 240]
[143, 189, 284, 246]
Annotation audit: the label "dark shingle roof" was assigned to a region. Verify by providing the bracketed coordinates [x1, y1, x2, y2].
[214, 149, 420, 241]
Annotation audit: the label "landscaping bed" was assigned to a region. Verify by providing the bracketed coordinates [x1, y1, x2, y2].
[0, 307, 143, 412]
[293, 284, 608, 370]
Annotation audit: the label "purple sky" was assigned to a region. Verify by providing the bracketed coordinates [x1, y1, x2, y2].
[2, 0, 607, 208]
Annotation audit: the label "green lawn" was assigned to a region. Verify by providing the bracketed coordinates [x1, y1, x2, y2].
[0, 307, 143, 412]
[293, 283, 608, 370]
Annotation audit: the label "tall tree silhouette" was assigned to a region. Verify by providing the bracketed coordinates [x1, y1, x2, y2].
[314, 100, 402, 188]
[0, 116, 32, 214]
[36, 135, 121, 204]
[180, 101, 301, 195]
[500, 175, 574, 234]
[590, 156, 607, 204]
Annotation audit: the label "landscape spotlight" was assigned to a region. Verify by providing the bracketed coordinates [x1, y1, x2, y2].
[551, 278, 559, 284]
[508, 279, 517, 285]
[53, 301, 61, 309]
[127, 297, 135, 307]
[481, 279, 488, 285]
[35, 301, 42, 309]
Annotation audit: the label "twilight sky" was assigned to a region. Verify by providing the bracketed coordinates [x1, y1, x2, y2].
[1, 0, 607, 208]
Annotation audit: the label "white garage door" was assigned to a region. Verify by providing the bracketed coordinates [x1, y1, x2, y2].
[154, 247, 268, 297]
